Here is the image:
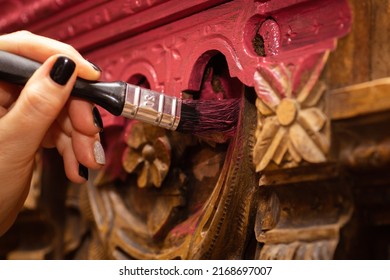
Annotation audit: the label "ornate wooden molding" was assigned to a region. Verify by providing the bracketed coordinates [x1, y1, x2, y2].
[247, 0, 353, 260]
[253, 52, 330, 172]
[83, 96, 258, 259]
[6, 0, 382, 260]
[330, 78, 390, 170]
[330, 78, 390, 121]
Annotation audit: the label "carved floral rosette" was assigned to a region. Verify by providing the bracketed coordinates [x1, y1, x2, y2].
[253, 52, 330, 173]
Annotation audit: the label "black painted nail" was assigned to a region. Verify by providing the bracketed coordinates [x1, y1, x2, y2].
[78, 164, 89, 180]
[50, 56, 76, 85]
[93, 106, 104, 132]
[88, 61, 102, 72]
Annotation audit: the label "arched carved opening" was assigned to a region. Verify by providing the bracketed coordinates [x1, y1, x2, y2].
[184, 51, 242, 100]
[127, 74, 151, 90]
[69, 51, 258, 260]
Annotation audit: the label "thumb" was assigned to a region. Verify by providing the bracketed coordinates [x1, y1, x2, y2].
[0, 55, 76, 154]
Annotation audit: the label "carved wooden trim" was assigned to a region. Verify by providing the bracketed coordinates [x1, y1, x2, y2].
[248, 0, 353, 260]
[3, 0, 376, 260]
[254, 174, 354, 259]
[253, 52, 330, 172]
[330, 78, 390, 121]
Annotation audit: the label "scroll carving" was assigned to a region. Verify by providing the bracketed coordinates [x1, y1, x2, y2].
[76, 113, 257, 259]
[0, 0, 363, 260]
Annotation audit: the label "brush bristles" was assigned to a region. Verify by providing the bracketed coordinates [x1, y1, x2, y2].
[176, 98, 240, 139]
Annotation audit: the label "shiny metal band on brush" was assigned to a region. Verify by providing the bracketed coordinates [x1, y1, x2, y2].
[121, 84, 181, 130]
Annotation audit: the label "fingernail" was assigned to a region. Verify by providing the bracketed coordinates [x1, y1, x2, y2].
[50, 56, 76, 85]
[78, 163, 89, 180]
[93, 140, 106, 165]
[92, 106, 103, 132]
[88, 61, 102, 72]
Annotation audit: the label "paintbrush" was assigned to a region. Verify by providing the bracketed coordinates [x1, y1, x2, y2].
[0, 50, 239, 138]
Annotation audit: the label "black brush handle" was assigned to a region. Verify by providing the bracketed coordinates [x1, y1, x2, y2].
[0, 50, 126, 116]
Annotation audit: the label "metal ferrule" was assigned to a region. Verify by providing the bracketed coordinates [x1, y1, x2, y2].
[121, 84, 181, 130]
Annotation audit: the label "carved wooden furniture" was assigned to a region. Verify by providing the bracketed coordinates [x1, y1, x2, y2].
[1, 0, 389, 260]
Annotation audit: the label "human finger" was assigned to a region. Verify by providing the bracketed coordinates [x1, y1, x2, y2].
[0, 55, 77, 159]
[54, 129, 88, 183]
[68, 99, 103, 136]
[0, 31, 101, 81]
[0, 81, 20, 107]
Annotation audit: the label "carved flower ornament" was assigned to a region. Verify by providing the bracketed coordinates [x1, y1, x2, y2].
[253, 54, 330, 171]
[122, 121, 171, 188]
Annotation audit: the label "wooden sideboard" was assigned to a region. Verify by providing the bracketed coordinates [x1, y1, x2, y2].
[1, 0, 390, 260]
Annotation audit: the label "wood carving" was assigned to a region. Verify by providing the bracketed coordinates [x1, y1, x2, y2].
[253, 53, 330, 172]
[330, 78, 390, 170]
[6, 0, 390, 260]
[75, 95, 257, 259]
[0, 151, 65, 259]
[122, 122, 172, 188]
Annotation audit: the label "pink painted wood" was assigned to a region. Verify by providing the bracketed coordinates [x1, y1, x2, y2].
[0, 0, 353, 260]
[0, 0, 351, 92]
[0, 0, 352, 172]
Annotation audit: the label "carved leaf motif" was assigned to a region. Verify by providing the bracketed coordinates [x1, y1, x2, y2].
[254, 70, 280, 110]
[150, 162, 162, 188]
[144, 123, 166, 142]
[171, 49, 181, 60]
[256, 98, 274, 116]
[151, 37, 186, 64]
[301, 81, 326, 108]
[287, 140, 302, 163]
[297, 113, 329, 153]
[272, 135, 289, 165]
[122, 147, 143, 173]
[297, 52, 329, 104]
[152, 159, 169, 187]
[256, 64, 293, 99]
[153, 136, 171, 165]
[256, 127, 287, 172]
[299, 108, 327, 132]
[289, 123, 326, 163]
[126, 122, 147, 149]
[138, 161, 150, 188]
[253, 116, 279, 169]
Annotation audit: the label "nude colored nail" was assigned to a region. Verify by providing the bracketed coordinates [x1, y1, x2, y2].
[94, 141, 106, 165]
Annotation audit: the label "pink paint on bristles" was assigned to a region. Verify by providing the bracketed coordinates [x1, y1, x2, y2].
[177, 98, 240, 141]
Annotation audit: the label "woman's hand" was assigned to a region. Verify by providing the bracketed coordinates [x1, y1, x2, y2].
[0, 31, 105, 235]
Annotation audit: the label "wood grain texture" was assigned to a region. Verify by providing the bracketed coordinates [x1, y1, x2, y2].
[323, 0, 390, 260]
[323, 0, 390, 88]
[3, 0, 390, 260]
[330, 78, 390, 120]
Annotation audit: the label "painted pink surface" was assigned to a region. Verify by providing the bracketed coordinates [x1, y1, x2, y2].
[0, 0, 351, 97]
[0, 0, 352, 176]
[0, 0, 353, 257]
[81, 0, 349, 93]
